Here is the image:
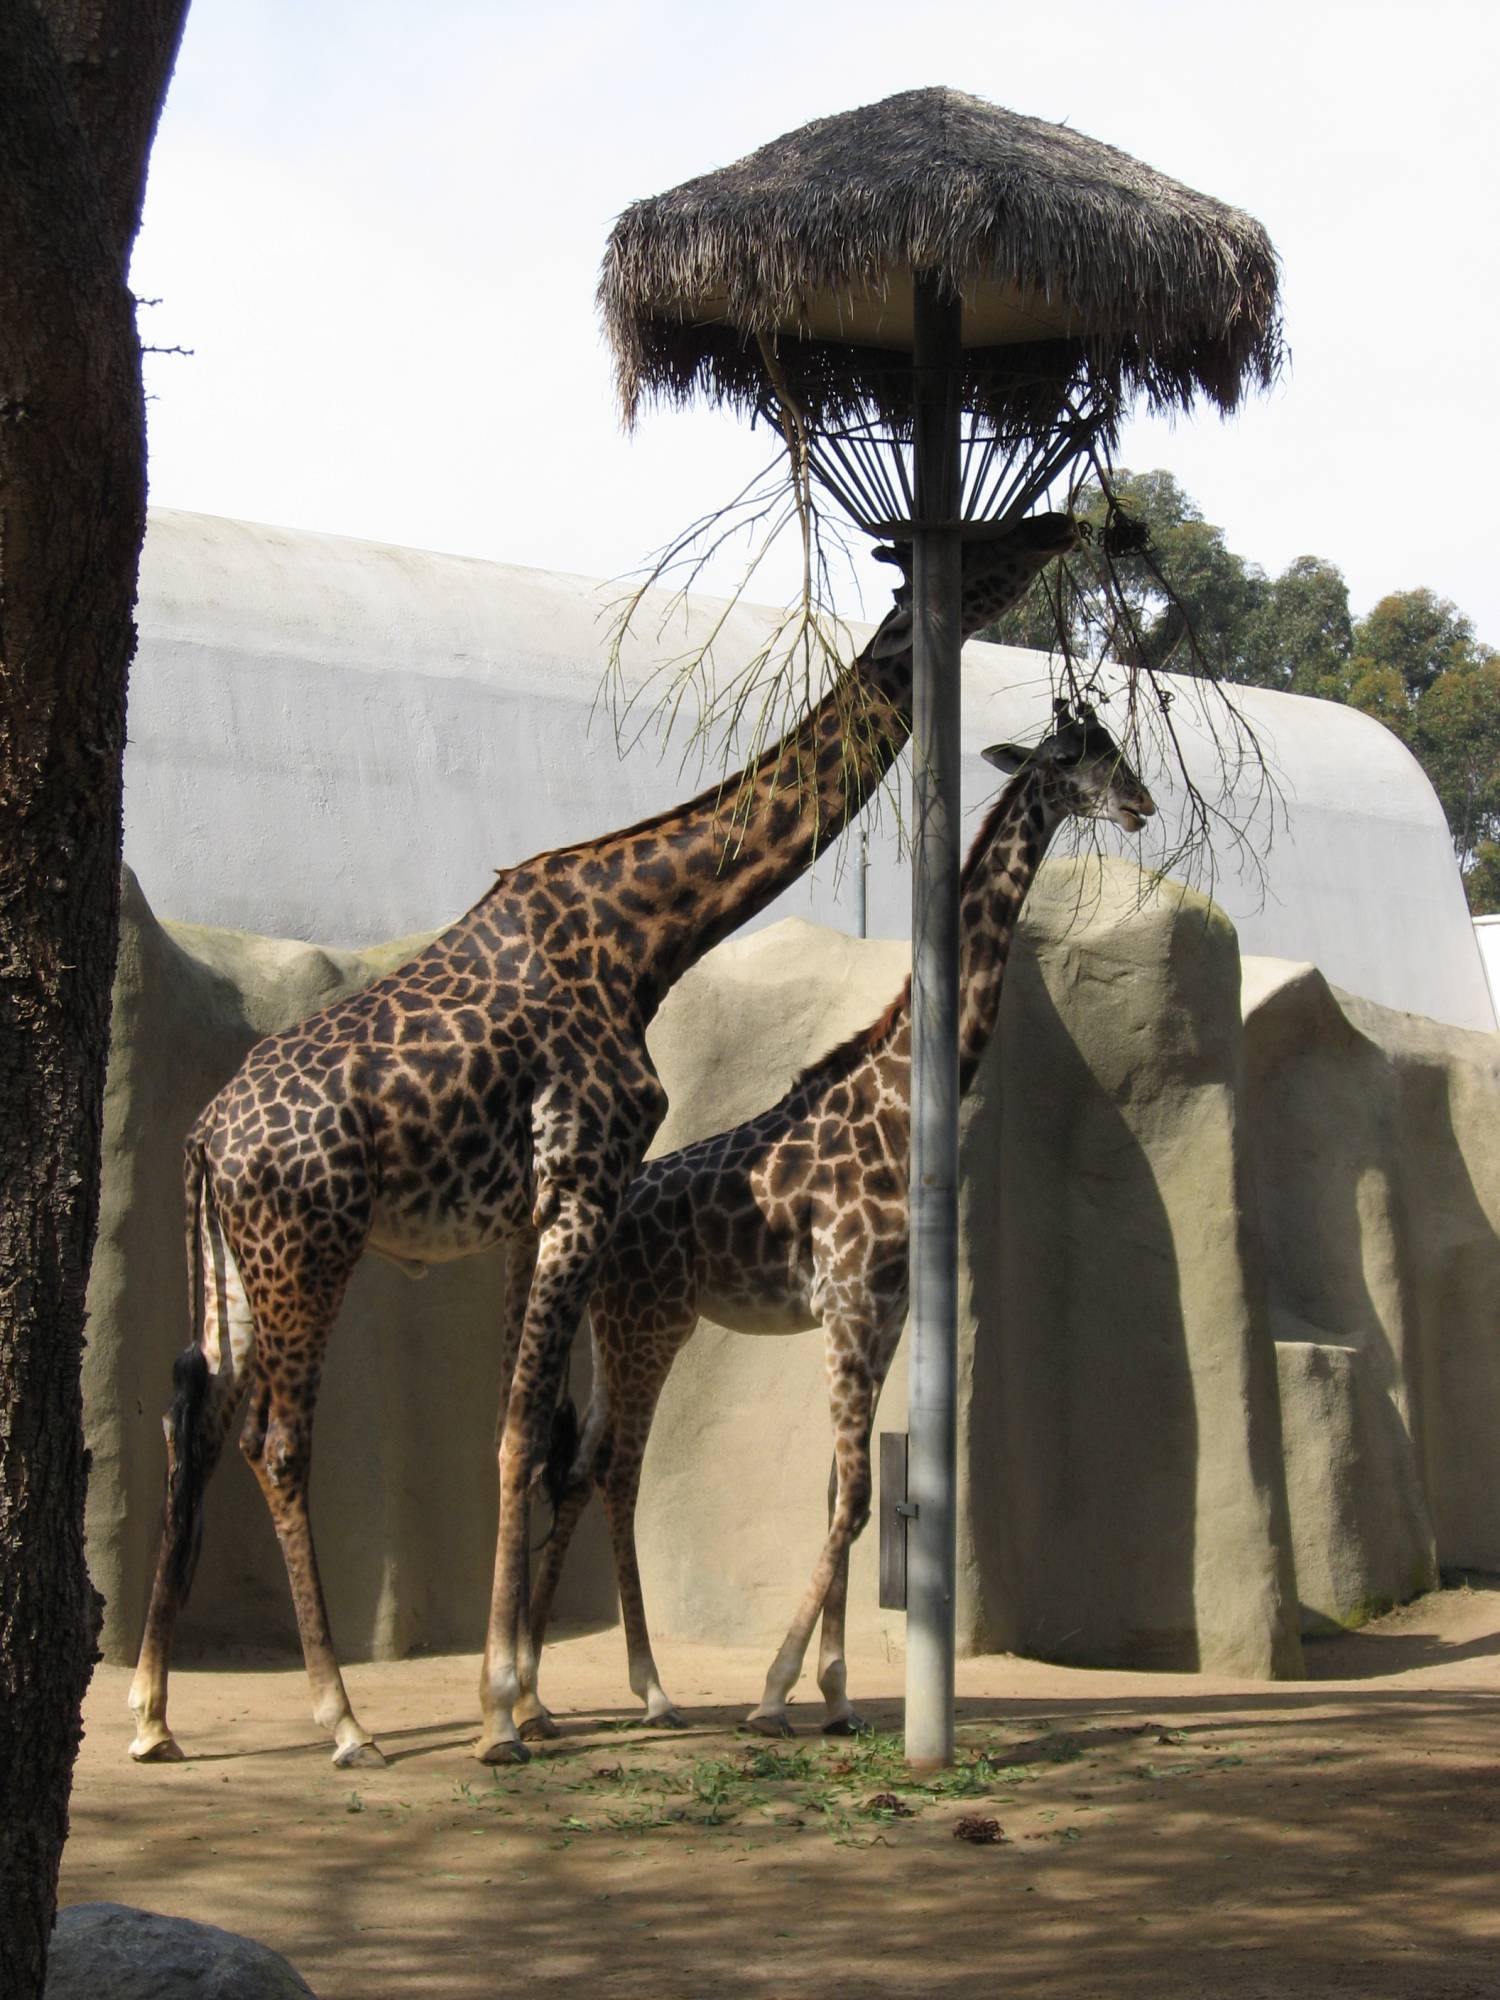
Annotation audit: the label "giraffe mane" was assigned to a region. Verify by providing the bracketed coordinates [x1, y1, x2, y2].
[493, 641, 894, 880]
[788, 978, 912, 1094]
[498, 766, 754, 877]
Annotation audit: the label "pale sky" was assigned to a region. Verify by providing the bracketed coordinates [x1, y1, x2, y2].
[133, 0, 1500, 642]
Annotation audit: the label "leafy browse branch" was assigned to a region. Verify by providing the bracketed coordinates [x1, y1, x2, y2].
[979, 470, 1500, 913]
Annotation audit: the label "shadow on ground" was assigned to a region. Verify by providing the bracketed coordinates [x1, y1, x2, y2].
[66, 1587, 1500, 2000]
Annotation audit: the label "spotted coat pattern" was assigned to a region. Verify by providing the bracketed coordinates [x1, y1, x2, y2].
[527, 715, 1156, 1735]
[126, 514, 1079, 1769]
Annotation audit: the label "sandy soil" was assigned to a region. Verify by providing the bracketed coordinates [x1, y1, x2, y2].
[63, 1582, 1500, 1999]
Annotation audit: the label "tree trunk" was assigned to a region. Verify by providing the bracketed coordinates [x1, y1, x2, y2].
[0, 6, 187, 1992]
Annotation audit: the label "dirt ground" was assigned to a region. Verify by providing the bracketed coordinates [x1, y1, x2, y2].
[63, 1581, 1500, 2000]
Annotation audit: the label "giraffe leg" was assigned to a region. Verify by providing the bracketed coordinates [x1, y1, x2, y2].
[479, 1072, 666, 1763]
[477, 1419, 535, 1765]
[519, 1459, 596, 1738]
[519, 1313, 617, 1738]
[815, 1547, 864, 1734]
[239, 1357, 384, 1769]
[563, 1269, 693, 1731]
[130, 1188, 257, 1762]
[746, 1335, 875, 1737]
[477, 1188, 634, 1763]
[815, 1460, 865, 1736]
[588, 1276, 688, 1727]
[492, 1231, 565, 1744]
[127, 1351, 249, 1760]
[818, 1359, 894, 1735]
[601, 1433, 684, 1728]
[497, 1230, 539, 1405]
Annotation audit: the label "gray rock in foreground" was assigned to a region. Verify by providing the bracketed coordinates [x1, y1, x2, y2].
[47, 1903, 316, 1999]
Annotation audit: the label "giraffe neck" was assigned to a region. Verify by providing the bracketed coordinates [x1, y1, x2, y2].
[955, 775, 1062, 1095]
[578, 626, 919, 1018]
[787, 767, 1063, 1116]
[570, 530, 1069, 1016]
[458, 526, 1067, 1024]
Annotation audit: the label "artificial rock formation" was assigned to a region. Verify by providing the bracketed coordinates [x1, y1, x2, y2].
[1243, 959, 1500, 1629]
[85, 861, 1500, 1678]
[956, 863, 1300, 1673]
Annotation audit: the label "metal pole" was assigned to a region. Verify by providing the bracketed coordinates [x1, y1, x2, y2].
[904, 274, 962, 1769]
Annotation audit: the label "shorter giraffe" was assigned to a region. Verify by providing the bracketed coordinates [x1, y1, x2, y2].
[526, 709, 1155, 1735]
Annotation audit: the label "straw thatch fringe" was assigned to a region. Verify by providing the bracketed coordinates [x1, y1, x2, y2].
[600, 87, 1281, 434]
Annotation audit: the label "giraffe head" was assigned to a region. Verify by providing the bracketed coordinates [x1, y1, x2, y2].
[982, 703, 1157, 833]
[872, 511, 1081, 643]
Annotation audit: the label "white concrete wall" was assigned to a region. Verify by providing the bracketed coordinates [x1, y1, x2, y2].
[1474, 916, 1500, 1022]
[128, 509, 1496, 1032]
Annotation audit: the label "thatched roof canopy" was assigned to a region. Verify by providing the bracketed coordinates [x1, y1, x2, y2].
[601, 87, 1281, 437]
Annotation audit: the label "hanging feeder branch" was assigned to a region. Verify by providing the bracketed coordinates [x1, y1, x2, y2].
[598, 87, 1283, 874]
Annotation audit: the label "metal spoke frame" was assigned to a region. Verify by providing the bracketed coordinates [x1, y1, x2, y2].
[787, 383, 1110, 542]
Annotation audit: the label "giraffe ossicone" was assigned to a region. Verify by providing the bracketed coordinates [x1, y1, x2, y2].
[126, 514, 1077, 1769]
[523, 708, 1156, 1739]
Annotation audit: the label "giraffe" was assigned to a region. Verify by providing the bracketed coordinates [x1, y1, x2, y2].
[524, 707, 1155, 1737]
[126, 512, 1078, 1770]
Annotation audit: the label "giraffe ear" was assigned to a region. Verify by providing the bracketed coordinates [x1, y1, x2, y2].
[981, 743, 1029, 776]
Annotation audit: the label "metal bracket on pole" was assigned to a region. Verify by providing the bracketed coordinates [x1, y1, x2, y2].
[879, 1430, 910, 1610]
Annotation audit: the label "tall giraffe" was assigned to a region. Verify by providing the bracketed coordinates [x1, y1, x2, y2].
[527, 709, 1154, 1737]
[126, 513, 1078, 1770]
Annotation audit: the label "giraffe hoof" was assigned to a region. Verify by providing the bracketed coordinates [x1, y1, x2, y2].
[822, 1712, 871, 1737]
[128, 1731, 185, 1763]
[475, 1737, 531, 1766]
[517, 1712, 561, 1743]
[742, 1710, 796, 1739]
[333, 1738, 389, 1769]
[647, 1707, 688, 1730]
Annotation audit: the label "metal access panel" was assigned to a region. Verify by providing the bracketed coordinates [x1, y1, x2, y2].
[879, 1430, 912, 1610]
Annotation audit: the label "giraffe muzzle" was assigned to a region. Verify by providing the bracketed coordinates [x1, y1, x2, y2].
[1112, 791, 1156, 834]
[1006, 511, 1080, 556]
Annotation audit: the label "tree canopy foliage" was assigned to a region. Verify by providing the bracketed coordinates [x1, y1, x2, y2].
[979, 472, 1500, 912]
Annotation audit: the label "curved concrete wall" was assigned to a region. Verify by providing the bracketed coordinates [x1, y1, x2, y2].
[87, 861, 1500, 1680]
[129, 509, 1495, 1031]
[1475, 916, 1500, 1021]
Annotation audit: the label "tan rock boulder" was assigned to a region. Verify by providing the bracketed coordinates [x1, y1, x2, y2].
[956, 859, 1302, 1675]
[1243, 956, 1500, 1628]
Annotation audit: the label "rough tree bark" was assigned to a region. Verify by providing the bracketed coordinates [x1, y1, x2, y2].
[0, 5, 188, 1992]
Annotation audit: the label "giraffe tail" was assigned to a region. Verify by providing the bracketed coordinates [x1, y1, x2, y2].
[542, 1297, 617, 1513]
[540, 1393, 582, 1517]
[164, 1135, 215, 1600]
[165, 1346, 211, 1599]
